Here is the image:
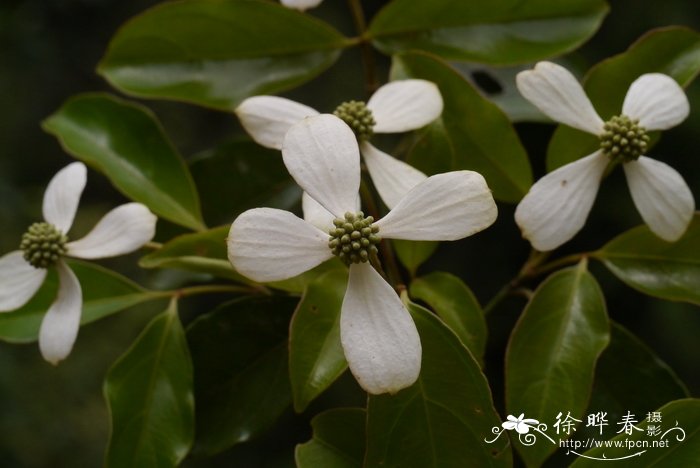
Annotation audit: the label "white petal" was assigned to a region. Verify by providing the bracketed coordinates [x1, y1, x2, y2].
[516, 62, 604, 135]
[280, 0, 323, 10]
[367, 80, 443, 133]
[515, 151, 608, 251]
[502, 421, 517, 430]
[302, 192, 361, 231]
[42, 162, 87, 233]
[376, 171, 497, 241]
[340, 263, 421, 394]
[39, 261, 82, 365]
[360, 142, 427, 209]
[0, 251, 47, 311]
[228, 208, 332, 282]
[623, 156, 695, 241]
[235, 96, 319, 150]
[282, 114, 360, 217]
[516, 424, 531, 434]
[66, 203, 156, 259]
[622, 74, 689, 131]
[302, 191, 335, 232]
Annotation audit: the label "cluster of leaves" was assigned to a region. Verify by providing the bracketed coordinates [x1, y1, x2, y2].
[4, 0, 700, 466]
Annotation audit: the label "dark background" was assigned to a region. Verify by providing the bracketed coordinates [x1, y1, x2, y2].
[0, 0, 699, 466]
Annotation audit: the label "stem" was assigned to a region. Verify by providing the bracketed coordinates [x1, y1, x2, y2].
[359, 179, 403, 288]
[144, 241, 162, 250]
[483, 249, 590, 314]
[169, 284, 265, 298]
[347, 0, 378, 94]
[532, 253, 590, 277]
[483, 250, 547, 315]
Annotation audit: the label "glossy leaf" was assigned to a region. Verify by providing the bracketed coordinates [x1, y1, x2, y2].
[571, 399, 700, 467]
[547, 27, 700, 170]
[98, 0, 348, 110]
[139, 226, 246, 282]
[582, 323, 688, 437]
[506, 261, 609, 467]
[266, 259, 346, 294]
[369, 0, 608, 65]
[410, 271, 487, 365]
[187, 296, 297, 455]
[289, 269, 348, 412]
[295, 408, 365, 468]
[0, 260, 163, 343]
[595, 214, 700, 305]
[392, 240, 438, 277]
[104, 299, 194, 468]
[452, 63, 551, 122]
[190, 139, 301, 226]
[366, 299, 511, 468]
[392, 52, 532, 203]
[42, 93, 204, 230]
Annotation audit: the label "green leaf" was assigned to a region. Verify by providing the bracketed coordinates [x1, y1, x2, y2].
[295, 408, 365, 468]
[190, 140, 301, 226]
[595, 213, 700, 305]
[104, 299, 194, 468]
[266, 259, 346, 294]
[366, 300, 511, 467]
[547, 26, 700, 170]
[392, 240, 437, 277]
[392, 52, 532, 203]
[369, 0, 608, 65]
[98, 0, 348, 110]
[505, 260, 609, 467]
[571, 399, 700, 467]
[42, 93, 205, 230]
[451, 63, 553, 122]
[410, 272, 487, 365]
[583, 323, 688, 437]
[187, 296, 297, 455]
[139, 225, 247, 282]
[0, 260, 163, 343]
[289, 269, 348, 413]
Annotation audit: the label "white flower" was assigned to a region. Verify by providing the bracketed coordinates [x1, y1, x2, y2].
[279, 0, 323, 11]
[515, 61, 695, 251]
[0, 162, 157, 364]
[227, 114, 496, 394]
[235, 79, 443, 209]
[502, 413, 539, 434]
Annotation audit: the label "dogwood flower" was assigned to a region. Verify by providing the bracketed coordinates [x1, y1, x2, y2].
[228, 114, 496, 394]
[235, 79, 443, 209]
[515, 61, 695, 251]
[502, 414, 540, 434]
[280, 0, 322, 11]
[0, 162, 157, 364]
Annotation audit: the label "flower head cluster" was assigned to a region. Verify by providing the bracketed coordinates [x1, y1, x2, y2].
[0, 162, 157, 364]
[514, 61, 695, 251]
[227, 114, 497, 394]
[235, 79, 443, 210]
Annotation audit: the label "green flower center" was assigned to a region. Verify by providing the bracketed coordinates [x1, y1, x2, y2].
[599, 115, 649, 163]
[328, 212, 381, 265]
[20, 222, 68, 269]
[333, 101, 375, 141]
